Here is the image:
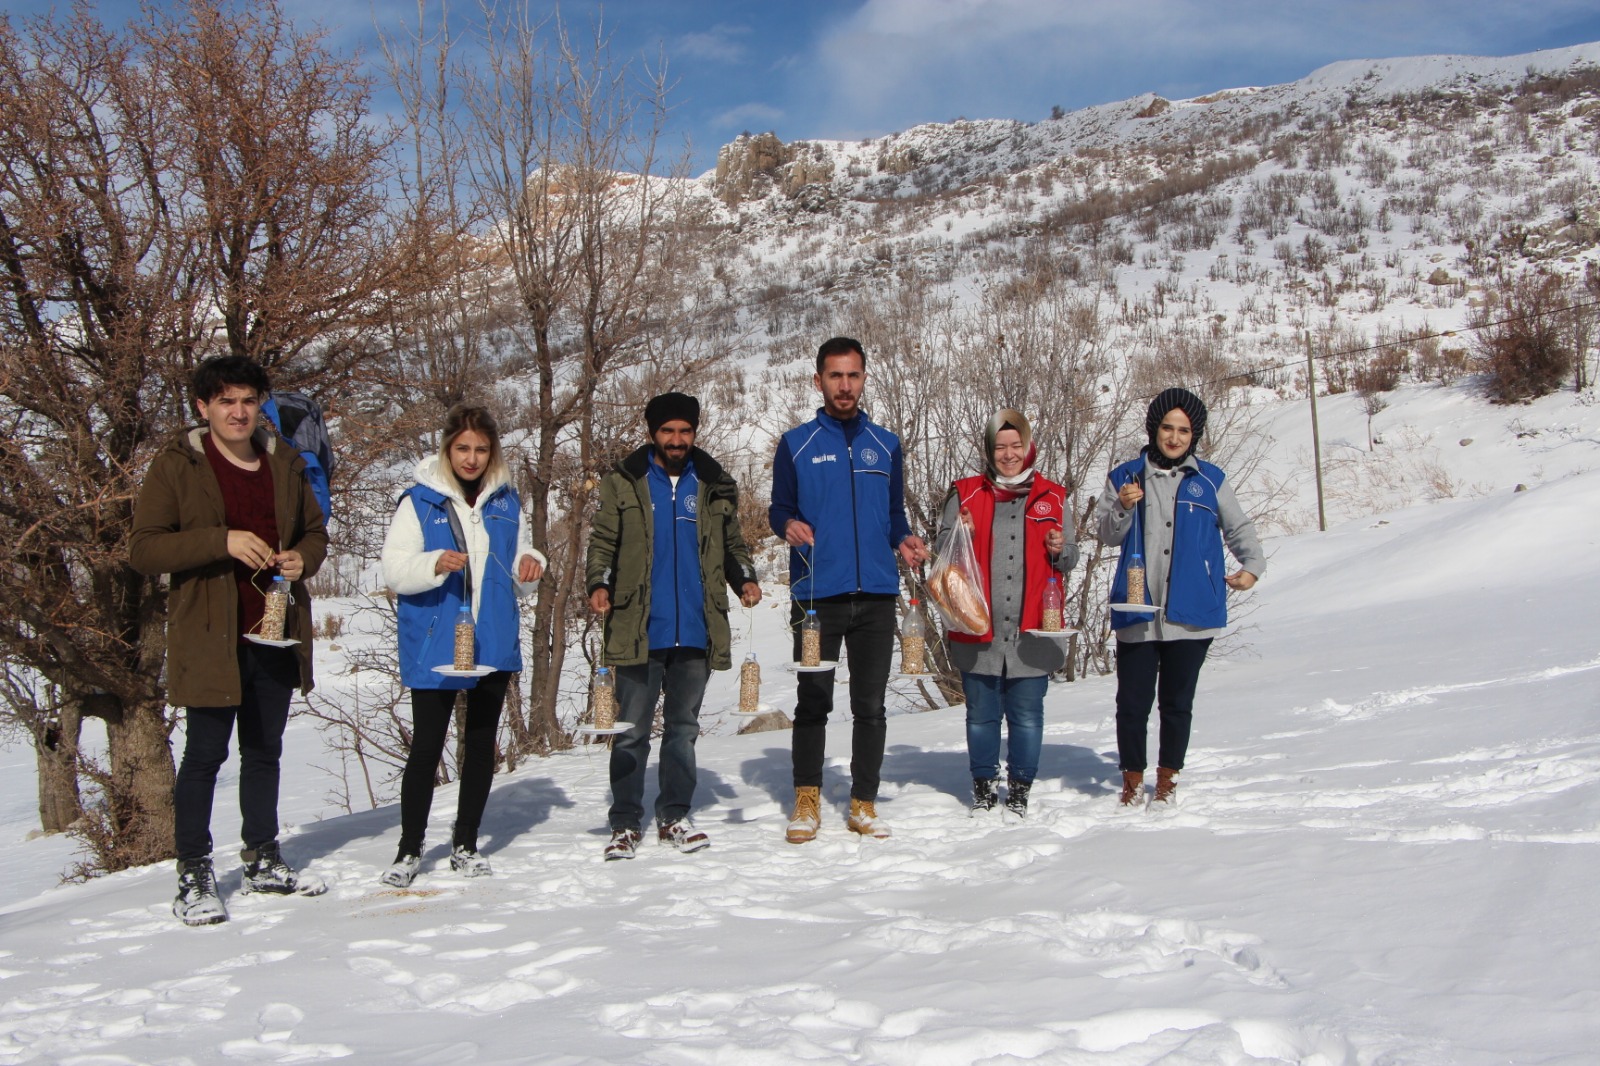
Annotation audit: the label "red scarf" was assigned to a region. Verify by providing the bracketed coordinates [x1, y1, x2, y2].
[948, 473, 1067, 643]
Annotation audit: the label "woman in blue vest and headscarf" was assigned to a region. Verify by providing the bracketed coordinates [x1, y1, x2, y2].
[378, 405, 545, 886]
[1096, 388, 1264, 807]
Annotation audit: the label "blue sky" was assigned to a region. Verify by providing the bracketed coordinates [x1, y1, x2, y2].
[11, 1, 1600, 174]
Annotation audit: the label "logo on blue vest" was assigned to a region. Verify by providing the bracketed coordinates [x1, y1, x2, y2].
[1187, 481, 1204, 498]
[860, 447, 880, 466]
[684, 494, 698, 514]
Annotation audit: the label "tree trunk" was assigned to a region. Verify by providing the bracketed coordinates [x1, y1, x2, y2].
[34, 699, 83, 834]
[101, 697, 178, 867]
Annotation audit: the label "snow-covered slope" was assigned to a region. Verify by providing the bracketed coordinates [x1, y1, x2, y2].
[1, 412, 1597, 1063]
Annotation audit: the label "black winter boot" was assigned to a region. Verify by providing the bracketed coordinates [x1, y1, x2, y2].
[1005, 778, 1032, 819]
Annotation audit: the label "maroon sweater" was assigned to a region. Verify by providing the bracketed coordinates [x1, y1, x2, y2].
[203, 433, 281, 641]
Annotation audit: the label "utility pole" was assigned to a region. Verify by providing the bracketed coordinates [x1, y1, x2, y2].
[1305, 331, 1327, 532]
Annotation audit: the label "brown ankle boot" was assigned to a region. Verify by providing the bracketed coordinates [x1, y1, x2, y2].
[786, 787, 821, 844]
[1118, 770, 1144, 806]
[1154, 766, 1179, 804]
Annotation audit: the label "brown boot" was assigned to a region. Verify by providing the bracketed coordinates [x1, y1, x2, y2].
[786, 787, 821, 844]
[846, 797, 891, 838]
[1118, 770, 1144, 807]
[1154, 767, 1179, 804]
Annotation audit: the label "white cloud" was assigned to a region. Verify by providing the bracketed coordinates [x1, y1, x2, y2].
[712, 102, 786, 133]
[675, 24, 752, 64]
[795, 0, 1600, 141]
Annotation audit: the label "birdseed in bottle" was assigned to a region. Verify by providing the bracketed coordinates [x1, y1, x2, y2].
[260, 578, 290, 641]
[739, 655, 761, 712]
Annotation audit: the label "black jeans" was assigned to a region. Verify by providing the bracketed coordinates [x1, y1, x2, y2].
[174, 642, 299, 861]
[1114, 638, 1212, 772]
[790, 595, 895, 801]
[609, 647, 710, 830]
[398, 671, 511, 856]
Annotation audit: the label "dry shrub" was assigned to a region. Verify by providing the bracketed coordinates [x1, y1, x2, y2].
[1473, 273, 1575, 403]
[64, 757, 173, 881]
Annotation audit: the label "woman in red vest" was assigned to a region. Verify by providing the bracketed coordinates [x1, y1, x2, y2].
[934, 410, 1077, 818]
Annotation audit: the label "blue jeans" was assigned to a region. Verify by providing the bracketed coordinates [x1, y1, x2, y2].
[174, 643, 298, 860]
[962, 672, 1047, 783]
[609, 648, 709, 830]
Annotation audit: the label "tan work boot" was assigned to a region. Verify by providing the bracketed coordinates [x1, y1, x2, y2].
[1118, 770, 1144, 807]
[786, 786, 821, 844]
[846, 797, 891, 839]
[1153, 766, 1179, 804]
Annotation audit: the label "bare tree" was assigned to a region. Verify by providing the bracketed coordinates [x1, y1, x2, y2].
[0, 2, 428, 866]
[449, 4, 703, 753]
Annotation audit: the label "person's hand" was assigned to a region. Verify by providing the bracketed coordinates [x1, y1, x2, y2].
[899, 535, 929, 567]
[959, 507, 974, 529]
[1117, 479, 1143, 510]
[1045, 525, 1065, 557]
[589, 587, 611, 615]
[434, 549, 469, 576]
[227, 530, 274, 570]
[783, 519, 815, 547]
[739, 581, 761, 607]
[1225, 570, 1258, 591]
[272, 550, 304, 582]
[517, 554, 544, 583]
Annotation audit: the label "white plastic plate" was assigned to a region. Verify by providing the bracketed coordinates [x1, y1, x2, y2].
[432, 665, 496, 677]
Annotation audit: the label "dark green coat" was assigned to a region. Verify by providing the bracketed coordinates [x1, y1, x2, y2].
[585, 446, 758, 670]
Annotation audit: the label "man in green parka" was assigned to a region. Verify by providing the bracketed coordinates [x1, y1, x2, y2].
[586, 393, 760, 860]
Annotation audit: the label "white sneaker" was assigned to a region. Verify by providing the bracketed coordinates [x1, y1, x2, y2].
[449, 845, 493, 877]
[604, 828, 641, 861]
[657, 819, 711, 853]
[380, 855, 421, 887]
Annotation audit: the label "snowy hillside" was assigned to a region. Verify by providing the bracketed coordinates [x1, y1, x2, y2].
[1, 385, 1598, 1062]
[4, 40, 1600, 1065]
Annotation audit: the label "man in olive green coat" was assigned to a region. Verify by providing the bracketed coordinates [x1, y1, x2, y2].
[586, 393, 760, 859]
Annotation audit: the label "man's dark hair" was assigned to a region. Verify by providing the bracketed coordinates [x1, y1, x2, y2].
[193, 355, 271, 404]
[816, 336, 865, 374]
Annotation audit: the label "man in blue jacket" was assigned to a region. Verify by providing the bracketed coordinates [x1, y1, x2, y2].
[769, 337, 928, 843]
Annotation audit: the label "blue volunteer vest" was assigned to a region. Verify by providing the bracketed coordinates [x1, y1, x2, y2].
[396, 482, 524, 689]
[646, 458, 708, 651]
[1108, 456, 1229, 631]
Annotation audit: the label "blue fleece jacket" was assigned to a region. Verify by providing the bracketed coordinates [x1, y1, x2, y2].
[768, 409, 911, 600]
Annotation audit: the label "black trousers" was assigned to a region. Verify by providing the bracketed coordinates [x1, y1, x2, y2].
[398, 671, 511, 856]
[1114, 638, 1212, 772]
[790, 595, 895, 801]
[174, 643, 299, 861]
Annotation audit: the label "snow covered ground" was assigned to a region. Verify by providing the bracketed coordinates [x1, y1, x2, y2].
[3, 386, 1599, 1064]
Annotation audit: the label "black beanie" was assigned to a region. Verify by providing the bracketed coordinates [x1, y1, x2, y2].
[645, 392, 700, 434]
[1145, 387, 1207, 440]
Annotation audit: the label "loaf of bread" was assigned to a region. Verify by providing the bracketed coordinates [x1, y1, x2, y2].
[929, 565, 990, 634]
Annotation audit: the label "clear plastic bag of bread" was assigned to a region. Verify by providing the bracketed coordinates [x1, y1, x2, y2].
[926, 518, 991, 636]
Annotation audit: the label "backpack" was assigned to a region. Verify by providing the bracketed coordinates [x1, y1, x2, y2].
[262, 391, 335, 523]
